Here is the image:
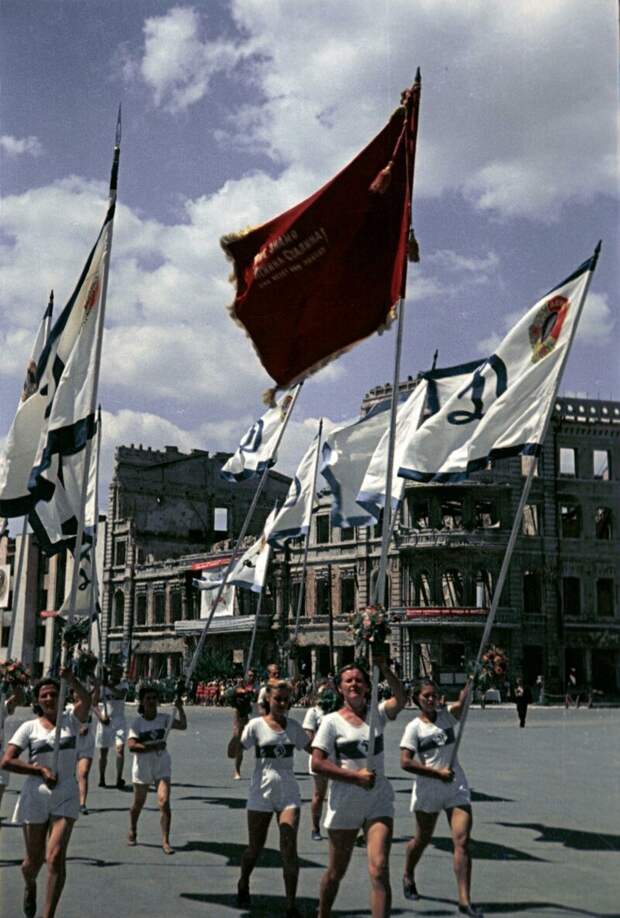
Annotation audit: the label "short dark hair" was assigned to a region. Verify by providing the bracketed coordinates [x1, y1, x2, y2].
[411, 679, 438, 707]
[32, 677, 60, 715]
[137, 683, 159, 715]
[336, 663, 371, 690]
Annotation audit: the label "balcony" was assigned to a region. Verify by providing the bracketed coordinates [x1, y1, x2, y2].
[395, 527, 508, 551]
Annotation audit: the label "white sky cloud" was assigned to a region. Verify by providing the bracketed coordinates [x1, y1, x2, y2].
[0, 134, 43, 157]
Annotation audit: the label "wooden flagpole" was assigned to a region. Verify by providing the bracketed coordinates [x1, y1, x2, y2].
[367, 71, 421, 770]
[51, 109, 121, 775]
[292, 418, 324, 641]
[449, 242, 601, 768]
[244, 499, 279, 679]
[184, 383, 303, 684]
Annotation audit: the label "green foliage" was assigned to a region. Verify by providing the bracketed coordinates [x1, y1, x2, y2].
[193, 647, 237, 681]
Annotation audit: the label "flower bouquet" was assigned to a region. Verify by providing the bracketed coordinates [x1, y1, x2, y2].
[74, 649, 98, 681]
[0, 658, 30, 690]
[465, 645, 508, 690]
[348, 606, 391, 660]
[61, 617, 91, 649]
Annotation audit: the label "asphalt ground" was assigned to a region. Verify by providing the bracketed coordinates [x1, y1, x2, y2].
[1, 704, 618, 918]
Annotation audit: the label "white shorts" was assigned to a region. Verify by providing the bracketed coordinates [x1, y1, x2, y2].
[132, 750, 172, 786]
[12, 777, 80, 824]
[324, 774, 394, 830]
[96, 720, 127, 749]
[0, 767, 10, 788]
[247, 769, 301, 813]
[410, 772, 471, 813]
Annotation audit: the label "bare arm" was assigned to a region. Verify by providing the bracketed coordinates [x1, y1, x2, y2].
[373, 651, 405, 719]
[447, 683, 470, 720]
[170, 701, 187, 731]
[1, 742, 57, 787]
[62, 667, 91, 723]
[400, 747, 453, 782]
[5, 685, 25, 714]
[311, 747, 375, 789]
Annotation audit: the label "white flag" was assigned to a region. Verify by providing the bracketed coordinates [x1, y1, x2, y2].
[194, 566, 236, 618]
[321, 399, 394, 528]
[356, 362, 482, 520]
[398, 254, 597, 483]
[268, 429, 322, 547]
[0, 207, 113, 518]
[221, 391, 295, 482]
[228, 507, 277, 593]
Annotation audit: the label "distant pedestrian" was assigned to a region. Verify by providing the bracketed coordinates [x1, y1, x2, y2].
[514, 679, 532, 728]
[94, 663, 128, 788]
[565, 668, 579, 708]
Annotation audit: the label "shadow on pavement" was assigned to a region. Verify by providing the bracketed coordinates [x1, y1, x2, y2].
[0, 858, 22, 868]
[395, 788, 514, 803]
[180, 892, 412, 916]
[431, 835, 546, 861]
[408, 894, 610, 917]
[67, 856, 125, 868]
[498, 822, 620, 852]
[177, 839, 322, 868]
[178, 794, 246, 809]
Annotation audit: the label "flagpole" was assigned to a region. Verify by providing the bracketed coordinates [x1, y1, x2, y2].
[292, 418, 324, 642]
[243, 500, 278, 679]
[368, 71, 421, 770]
[448, 242, 601, 768]
[87, 406, 102, 652]
[184, 382, 303, 684]
[51, 110, 121, 775]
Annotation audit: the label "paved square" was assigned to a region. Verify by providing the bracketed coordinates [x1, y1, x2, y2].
[1, 704, 618, 917]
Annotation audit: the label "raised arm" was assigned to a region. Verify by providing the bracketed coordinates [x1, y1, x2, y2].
[447, 683, 470, 721]
[62, 667, 91, 723]
[373, 650, 405, 719]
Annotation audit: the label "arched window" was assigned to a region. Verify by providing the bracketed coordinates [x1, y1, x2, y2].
[475, 570, 493, 608]
[416, 570, 432, 607]
[442, 570, 464, 607]
[113, 590, 125, 628]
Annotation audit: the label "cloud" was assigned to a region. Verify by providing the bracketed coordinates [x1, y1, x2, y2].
[580, 291, 615, 343]
[0, 134, 43, 157]
[125, 6, 244, 113]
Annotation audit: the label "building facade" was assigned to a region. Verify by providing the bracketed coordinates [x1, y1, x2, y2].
[98, 394, 619, 697]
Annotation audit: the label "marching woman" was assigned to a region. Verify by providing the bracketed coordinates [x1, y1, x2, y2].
[0, 681, 25, 817]
[93, 662, 128, 788]
[226, 671, 257, 780]
[127, 684, 187, 854]
[400, 681, 482, 917]
[0, 668, 91, 918]
[67, 675, 100, 815]
[302, 680, 338, 841]
[234, 679, 309, 918]
[312, 654, 405, 918]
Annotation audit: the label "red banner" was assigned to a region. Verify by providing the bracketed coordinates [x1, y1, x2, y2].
[221, 81, 420, 388]
[404, 608, 487, 619]
[191, 557, 232, 571]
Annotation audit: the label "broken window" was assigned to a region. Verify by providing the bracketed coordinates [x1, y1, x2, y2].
[315, 515, 330, 544]
[417, 570, 432, 607]
[475, 570, 493, 608]
[474, 499, 499, 529]
[521, 455, 539, 477]
[442, 569, 464, 606]
[522, 504, 541, 536]
[559, 447, 577, 477]
[340, 578, 356, 616]
[597, 579, 615, 617]
[562, 577, 581, 616]
[523, 571, 542, 615]
[412, 497, 430, 529]
[595, 507, 612, 540]
[441, 499, 463, 530]
[560, 503, 581, 538]
[593, 449, 610, 480]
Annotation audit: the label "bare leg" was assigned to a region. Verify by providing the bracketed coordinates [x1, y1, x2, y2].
[77, 757, 93, 807]
[278, 807, 300, 909]
[22, 822, 48, 916]
[157, 779, 173, 853]
[366, 817, 393, 918]
[311, 775, 328, 834]
[447, 805, 474, 907]
[129, 783, 149, 844]
[318, 828, 358, 918]
[43, 816, 75, 918]
[404, 810, 439, 885]
[115, 744, 125, 786]
[99, 748, 108, 785]
[239, 810, 272, 898]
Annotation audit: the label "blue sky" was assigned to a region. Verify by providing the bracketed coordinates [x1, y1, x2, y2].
[1, 0, 618, 495]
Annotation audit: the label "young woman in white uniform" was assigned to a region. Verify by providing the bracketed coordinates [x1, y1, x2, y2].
[400, 680, 482, 917]
[312, 655, 404, 918]
[94, 663, 128, 788]
[66, 675, 100, 815]
[0, 668, 90, 918]
[234, 679, 309, 918]
[0, 683, 24, 815]
[302, 680, 338, 841]
[127, 684, 187, 854]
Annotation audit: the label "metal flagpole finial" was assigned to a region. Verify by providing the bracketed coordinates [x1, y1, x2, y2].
[414, 66, 421, 84]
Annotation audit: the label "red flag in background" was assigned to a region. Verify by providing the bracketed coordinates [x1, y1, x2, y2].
[221, 77, 421, 391]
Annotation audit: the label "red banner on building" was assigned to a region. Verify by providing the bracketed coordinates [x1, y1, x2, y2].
[190, 557, 232, 571]
[221, 81, 420, 389]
